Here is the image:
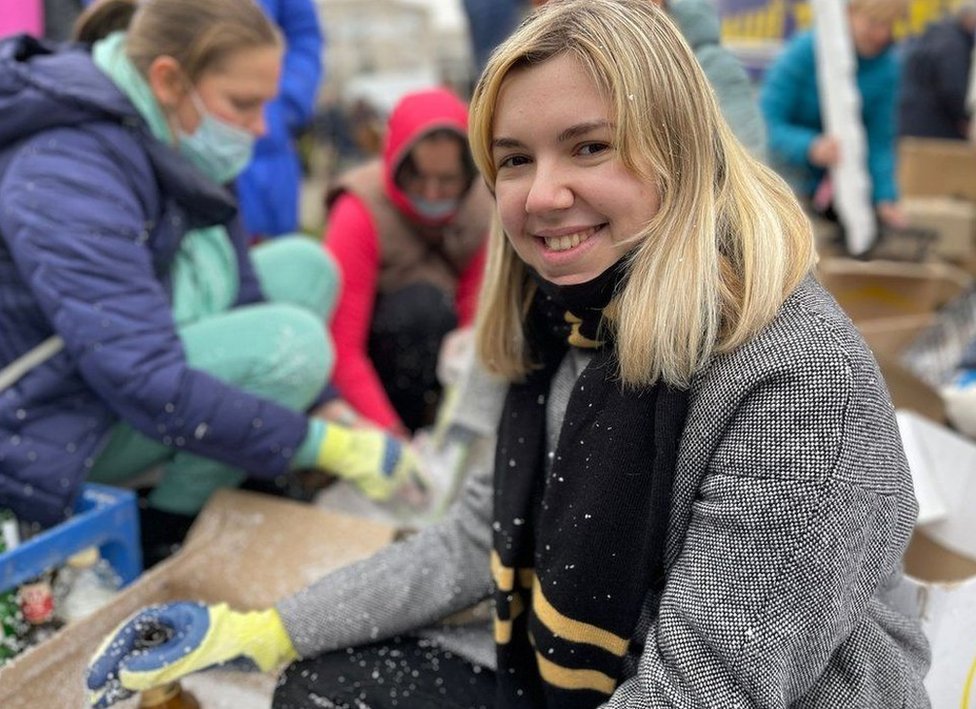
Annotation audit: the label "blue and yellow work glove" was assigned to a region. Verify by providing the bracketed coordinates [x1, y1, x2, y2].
[317, 424, 429, 502]
[86, 601, 297, 708]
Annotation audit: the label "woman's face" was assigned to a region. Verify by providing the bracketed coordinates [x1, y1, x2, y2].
[491, 53, 660, 286]
[400, 135, 470, 202]
[849, 8, 896, 58]
[171, 45, 282, 136]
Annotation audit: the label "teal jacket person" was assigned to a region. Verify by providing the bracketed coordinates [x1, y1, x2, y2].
[760, 29, 901, 204]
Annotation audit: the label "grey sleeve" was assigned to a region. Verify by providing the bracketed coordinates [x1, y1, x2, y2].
[277, 433, 497, 657]
[446, 344, 508, 438]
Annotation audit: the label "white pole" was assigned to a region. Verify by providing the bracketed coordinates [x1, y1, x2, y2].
[811, 0, 877, 255]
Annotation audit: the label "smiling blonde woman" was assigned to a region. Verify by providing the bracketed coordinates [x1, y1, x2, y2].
[87, 2, 929, 707]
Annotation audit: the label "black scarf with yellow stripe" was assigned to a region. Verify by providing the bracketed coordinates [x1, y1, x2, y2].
[492, 263, 689, 708]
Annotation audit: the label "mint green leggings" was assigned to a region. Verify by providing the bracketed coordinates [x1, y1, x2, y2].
[89, 236, 337, 515]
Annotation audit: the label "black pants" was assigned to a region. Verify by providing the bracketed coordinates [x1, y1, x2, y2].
[272, 636, 496, 709]
[367, 282, 457, 432]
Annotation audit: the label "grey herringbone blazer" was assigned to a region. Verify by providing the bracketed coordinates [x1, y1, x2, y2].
[280, 276, 930, 707]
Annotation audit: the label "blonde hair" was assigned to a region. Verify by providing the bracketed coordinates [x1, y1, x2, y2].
[75, 0, 281, 81]
[470, 0, 815, 388]
[848, 0, 910, 22]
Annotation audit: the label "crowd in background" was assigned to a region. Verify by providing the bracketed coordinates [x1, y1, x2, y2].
[0, 0, 974, 706]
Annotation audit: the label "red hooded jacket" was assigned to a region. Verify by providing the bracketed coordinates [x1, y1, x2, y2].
[323, 88, 489, 432]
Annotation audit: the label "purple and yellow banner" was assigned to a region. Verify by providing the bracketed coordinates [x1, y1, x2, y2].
[717, 0, 966, 41]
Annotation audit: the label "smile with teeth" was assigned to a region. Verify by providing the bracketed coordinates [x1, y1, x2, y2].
[541, 226, 601, 252]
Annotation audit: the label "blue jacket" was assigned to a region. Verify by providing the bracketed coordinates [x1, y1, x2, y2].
[0, 36, 308, 526]
[760, 31, 900, 203]
[236, 0, 323, 237]
[899, 18, 974, 140]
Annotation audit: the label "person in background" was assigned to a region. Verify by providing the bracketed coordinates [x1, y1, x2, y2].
[899, 2, 976, 140]
[461, 0, 526, 78]
[761, 0, 909, 229]
[322, 88, 491, 435]
[664, 0, 767, 159]
[43, 0, 86, 41]
[534, 0, 767, 158]
[0, 0, 423, 566]
[86, 2, 928, 707]
[236, 0, 323, 240]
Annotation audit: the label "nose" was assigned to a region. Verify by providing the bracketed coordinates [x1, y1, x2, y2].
[870, 20, 892, 44]
[422, 179, 443, 201]
[524, 161, 573, 214]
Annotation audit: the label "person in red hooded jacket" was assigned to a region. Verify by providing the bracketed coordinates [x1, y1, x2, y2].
[322, 88, 491, 435]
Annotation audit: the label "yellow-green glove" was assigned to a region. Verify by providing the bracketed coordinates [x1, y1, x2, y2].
[86, 602, 297, 708]
[317, 424, 429, 502]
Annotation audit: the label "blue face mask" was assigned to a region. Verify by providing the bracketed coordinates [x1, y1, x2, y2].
[410, 197, 460, 221]
[177, 91, 255, 184]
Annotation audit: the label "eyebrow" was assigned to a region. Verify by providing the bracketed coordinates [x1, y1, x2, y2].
[557, 120, 612, 143]
[491, 120, 613, 151]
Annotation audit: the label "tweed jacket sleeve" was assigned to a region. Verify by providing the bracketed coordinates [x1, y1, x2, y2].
[276, 431, 497, 657]
[604, 279, 929, 707]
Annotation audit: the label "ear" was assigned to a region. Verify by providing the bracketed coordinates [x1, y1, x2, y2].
[146, 55, 188, 111]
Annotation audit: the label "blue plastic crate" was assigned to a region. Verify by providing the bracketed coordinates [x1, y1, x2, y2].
[0, 483, 142, 594]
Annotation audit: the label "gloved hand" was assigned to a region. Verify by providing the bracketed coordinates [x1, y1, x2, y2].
[317, 424, 430, 502]
[86, 601, 297, 708]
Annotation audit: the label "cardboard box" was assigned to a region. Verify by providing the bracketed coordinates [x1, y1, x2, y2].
[817, 258, 971, 322]
[857, 314, 936, 359]
[894, 410, 976, 707]
[816, 259, 969, 422]
[903, 197, 976, 263]
[899, 535, 976, 708]
[899, 138, 976, 202]
[0, 489, 394, 708]
[853, 314, 945, 422]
